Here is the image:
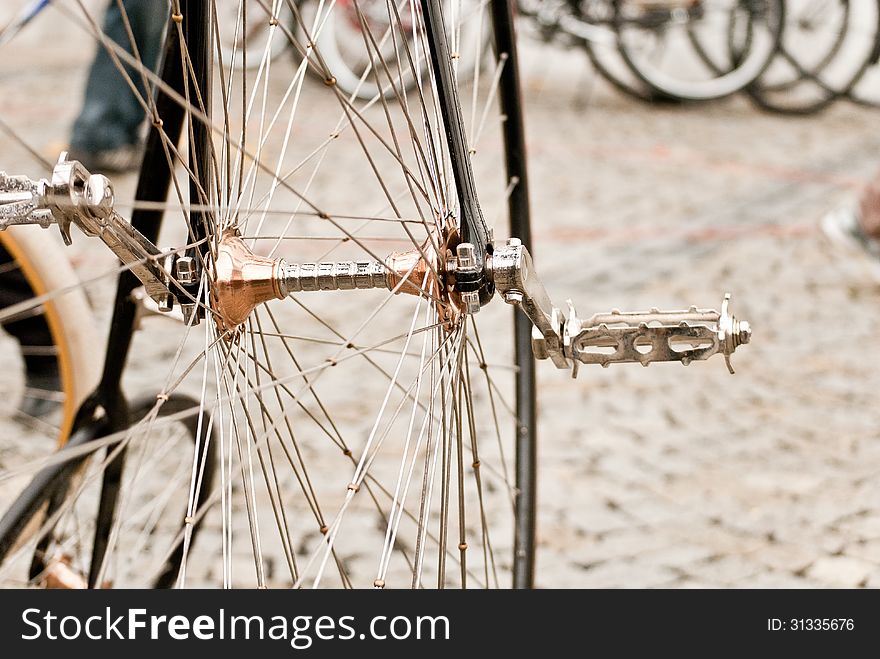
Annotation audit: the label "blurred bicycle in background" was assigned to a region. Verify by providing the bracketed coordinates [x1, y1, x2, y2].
[215, 0, 880, 110]
[5, 1, 878, 109]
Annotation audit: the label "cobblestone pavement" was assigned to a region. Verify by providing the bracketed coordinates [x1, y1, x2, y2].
[1, 4, 880, 588]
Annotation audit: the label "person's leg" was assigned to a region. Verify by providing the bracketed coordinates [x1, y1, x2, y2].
[69, 0, 166, 169]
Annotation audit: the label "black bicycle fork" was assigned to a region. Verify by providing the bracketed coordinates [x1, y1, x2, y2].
[420, 0, 536, 588]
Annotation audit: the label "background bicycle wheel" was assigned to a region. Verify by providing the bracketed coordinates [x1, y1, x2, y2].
[742, 0, 880, 114]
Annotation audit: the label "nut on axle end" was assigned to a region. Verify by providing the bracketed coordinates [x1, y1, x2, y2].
[718, 293, 751, 374]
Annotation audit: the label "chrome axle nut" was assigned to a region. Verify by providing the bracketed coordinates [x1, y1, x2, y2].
[461, 290, 480, 314]
[174, 255, 198, 286]
[504, 289, 523, 305]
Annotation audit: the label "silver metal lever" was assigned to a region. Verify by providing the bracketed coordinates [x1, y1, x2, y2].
[491, 239, 751, 376]
[0, 154, 172, 306]
[491, 237, 569, 369]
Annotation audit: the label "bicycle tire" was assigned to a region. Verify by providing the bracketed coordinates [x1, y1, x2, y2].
[571, 0, 679, 103]
[745, 0, 880, 115]
[691, 0, 879, 115]
[750, 0, 851, 95]
[583, 37, 679, 103]
[0, 227, 99, 445]
[614, 0, 785, 102]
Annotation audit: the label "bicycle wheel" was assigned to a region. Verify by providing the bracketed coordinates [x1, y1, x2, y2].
[566, 0, 667, 102]
[0, 0, 534, 588]
[0, 227, 99, 444]
[614, 0, 784, 102]
[0, 394, 217, 588]
[743, 0, 880, 114]
[583, 32, 679, 102]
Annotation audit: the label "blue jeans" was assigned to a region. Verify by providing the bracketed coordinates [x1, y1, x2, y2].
[70, 0, 166, 152]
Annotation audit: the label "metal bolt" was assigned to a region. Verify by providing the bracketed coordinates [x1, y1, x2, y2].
[453, 243, 481, 314]
[461, 290, 480, 314]
[180, 303, 198, 326]
[157, 293, 174, 313]
[504, 289, 523, 305]
[738, 320, 751, 345]
[157, 252, 178, 313]
[85, 175, 114, 219]
[456, 242, 476, 268]
[175, 255, 197, 285]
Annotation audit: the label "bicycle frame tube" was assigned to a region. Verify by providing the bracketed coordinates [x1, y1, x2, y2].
[74, 0, 211, 587]
[420, 0, 491, 262]
[184, 0, 214, 260]
[94, 13, 187, 406]
[490, 0, 537, 590]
